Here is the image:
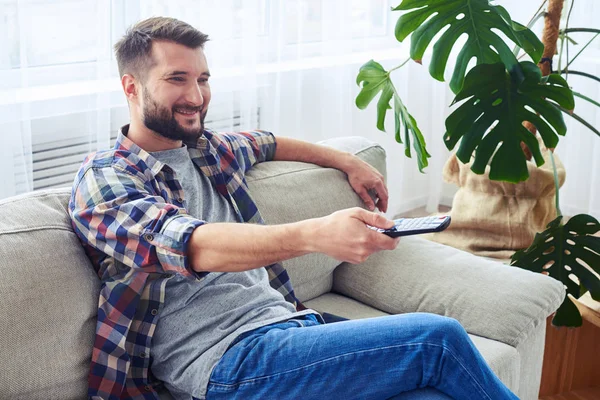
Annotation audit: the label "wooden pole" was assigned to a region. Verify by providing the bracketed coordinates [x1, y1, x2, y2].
[522, 0, 565, 159]
[539, 0, 565, 76]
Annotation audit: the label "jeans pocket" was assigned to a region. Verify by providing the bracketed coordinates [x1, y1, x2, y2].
[305, 313, 323, 326]
[291, 313, 322, 327]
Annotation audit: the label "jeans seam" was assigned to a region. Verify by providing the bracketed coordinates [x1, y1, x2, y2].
[209, 341, 495, 399]
[437, 343, 494, 400]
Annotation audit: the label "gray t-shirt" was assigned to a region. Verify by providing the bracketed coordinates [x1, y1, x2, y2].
[148, 145, 314, 399]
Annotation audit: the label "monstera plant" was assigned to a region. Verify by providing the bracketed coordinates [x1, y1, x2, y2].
[356, 0, 600, 327]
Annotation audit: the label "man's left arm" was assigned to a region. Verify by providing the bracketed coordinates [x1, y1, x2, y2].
[273, 136, 388, 213]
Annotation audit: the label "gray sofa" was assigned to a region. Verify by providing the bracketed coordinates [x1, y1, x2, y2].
[0, 136, 565, 399]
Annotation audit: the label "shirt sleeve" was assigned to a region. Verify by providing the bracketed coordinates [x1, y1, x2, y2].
[220, 130, 277, 173]
[69, 163, 207, 280]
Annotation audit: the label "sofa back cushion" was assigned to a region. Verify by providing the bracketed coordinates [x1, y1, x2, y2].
[246, 137, 386, 301]
[0, 189, 100, 400]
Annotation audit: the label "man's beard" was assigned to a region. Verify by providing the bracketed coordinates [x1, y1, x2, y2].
[142, 89, 207, 142]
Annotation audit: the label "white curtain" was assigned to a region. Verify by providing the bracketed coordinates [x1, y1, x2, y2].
[550, 1, 600, 220]
[0, 0, 598, 220]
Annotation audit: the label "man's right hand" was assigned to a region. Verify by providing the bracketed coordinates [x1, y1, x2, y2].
[307, 207, 401, 264]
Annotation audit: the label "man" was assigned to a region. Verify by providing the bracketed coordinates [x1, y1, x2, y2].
[69, 17, 518, 400]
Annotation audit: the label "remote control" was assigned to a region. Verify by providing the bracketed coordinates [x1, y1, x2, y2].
[367, 215, 451, 238]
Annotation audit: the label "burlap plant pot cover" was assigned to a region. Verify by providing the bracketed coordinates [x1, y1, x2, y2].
[425, 145, 566, 261]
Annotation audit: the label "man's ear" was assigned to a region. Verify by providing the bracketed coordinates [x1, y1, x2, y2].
[122, 74, 139, 103]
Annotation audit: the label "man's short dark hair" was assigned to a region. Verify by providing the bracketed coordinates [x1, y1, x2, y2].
[114, 17, 209, 81]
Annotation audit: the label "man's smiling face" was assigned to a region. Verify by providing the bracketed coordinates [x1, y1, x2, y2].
[139, 40, 211, 141]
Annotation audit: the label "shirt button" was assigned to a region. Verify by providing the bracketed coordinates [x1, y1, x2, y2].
[151, 309, 158, 316]
[144, 234, 154, 241]
[140, 352, 147, 358]
[144, 385, 152, 391]
[176, 197, 184, 203]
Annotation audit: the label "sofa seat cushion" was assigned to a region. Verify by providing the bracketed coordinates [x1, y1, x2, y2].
[303, 292, 390, 319]
[304, 292, 520, 392]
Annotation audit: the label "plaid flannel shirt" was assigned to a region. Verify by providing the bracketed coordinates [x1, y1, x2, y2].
[69, 126, 298, 400]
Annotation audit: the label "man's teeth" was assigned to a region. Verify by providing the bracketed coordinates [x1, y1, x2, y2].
[175, 109, 198, 115]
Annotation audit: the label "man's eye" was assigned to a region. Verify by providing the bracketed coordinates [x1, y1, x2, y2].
[198, 78, 209, 84]
[170, 77, 185, 82]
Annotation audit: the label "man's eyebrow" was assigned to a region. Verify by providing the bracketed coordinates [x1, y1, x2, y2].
[165, 71, 188, 77]
[164, 71, 211, 77]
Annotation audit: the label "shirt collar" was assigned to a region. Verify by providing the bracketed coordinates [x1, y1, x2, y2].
[184, 130, 212, 153]
[115, 124, 219, 174]
[114, 124, 166, 177]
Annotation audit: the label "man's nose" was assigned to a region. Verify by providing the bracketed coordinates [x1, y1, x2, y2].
[186, 83, 204, 106]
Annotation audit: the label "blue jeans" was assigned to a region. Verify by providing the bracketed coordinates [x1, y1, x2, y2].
[205, 313, 518, 400]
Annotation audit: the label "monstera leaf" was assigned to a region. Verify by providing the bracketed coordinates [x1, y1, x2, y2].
[511, 215, 600, 327]
[394, 0, 544, 93]
[355, 60, 431, 172]
[444, 61, 574, 183]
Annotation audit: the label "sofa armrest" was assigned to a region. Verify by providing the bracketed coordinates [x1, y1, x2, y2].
[332, 236, 566, 347]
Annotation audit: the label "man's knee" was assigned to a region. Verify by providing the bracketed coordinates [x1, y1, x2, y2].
[418, 313, 467, 339]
